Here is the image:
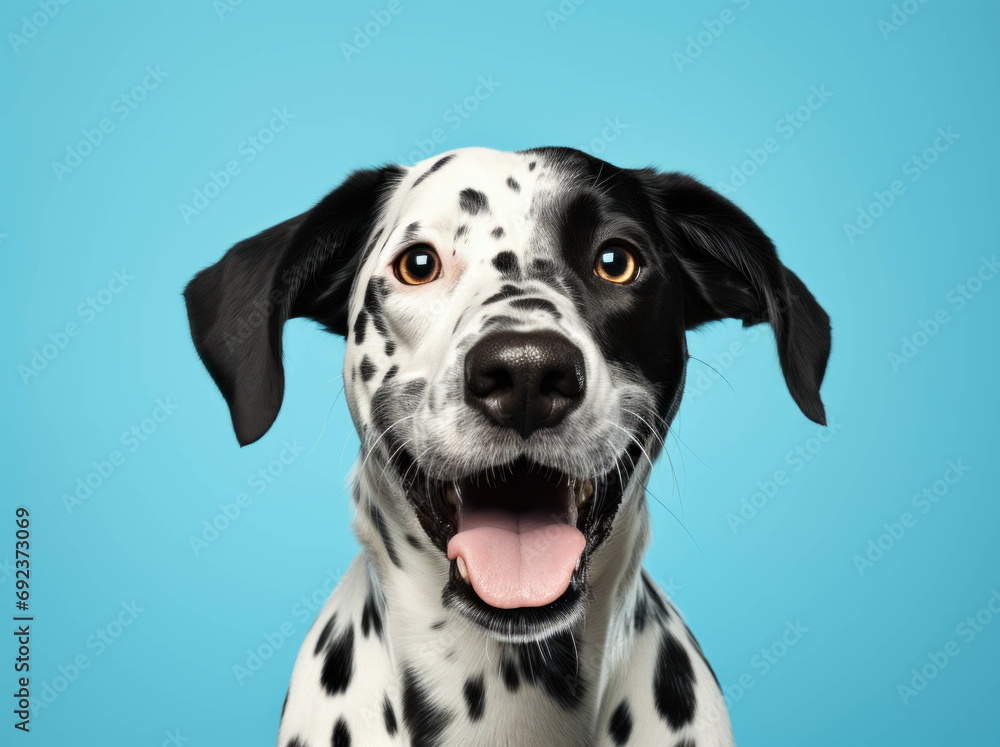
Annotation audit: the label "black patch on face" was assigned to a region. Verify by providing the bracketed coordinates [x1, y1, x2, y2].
[383, 695, 398, 736]
[383, 365, 399, 383]
[315, 615, 336, 655]
[320, 623, 355, 696]
[653, 630, 696, 730]
[501, 656, 520, 692]
[360, 355, 377, 382]
[676, 741, 696, 747]
[412, 154, 455, 187]
[366, 227, 385, 255]
[405, 533, 421, 549]
[332, 718, 350, 747]
[402, 221, 421, 243]
[459, 188, 489, 215]
[385, 339, 396, 356]
[286, 738, 306, 747]
[528, 161, 536, 170]
[361, 591, 383, 640]
[481, 314, 519, 332]
[364, 277, 390, 337]
[608, 700, 633, 745]
[353, 309, 368, 344]
[401, 668, 452, 747]
[483, 284, 524, 305]
[491, 226, 505, 239]
[506, 176, 520, 192]
[368, 504, 402, 568]
[510, 297, 561, 319]
[508, 631, 585, 710]
[492, 251, 521, 279]
[455, 224, 469, 240]
[431, 620, 446, 630]
[463, 675, 485, 722]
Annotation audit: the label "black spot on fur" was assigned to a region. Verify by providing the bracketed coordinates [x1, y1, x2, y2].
[510, 297, 560, 318]
[635, 575, 670, 634]
[360, 356, 377, 382]
[320, 624, 355, 696]
[361, 591, 383, 640]
[412, 154, 455, 187]
[431, 620, 446, 630]
[383, 695, 398, 736]
[459, 188, 489, 215]
[506, 176, 520, 192]
[366, 227, 384, 256]
[353, 309, 368, 344]
[501, 656, 520, 692]
[315, 616, 336, 655]
[364, 277, 389, 336]
[383, 365, 399, 383]
[405, 533, 421, 549]
[384, 339, 396, 356]
[675, 741, 696, 747]
[455, 224, 469, 240]
[685, 625, 721, 689]
[608, 700, 633, 745]
[653, 630, 697, 730]
[510, 631, 585, 710]
[332, 718, 350, 747]
[402, 221, 421, 243]
[281, 689, 289, 721]
[491, 226, 505, 239]
[463, 675, 485, 722]
[483, 284, 525, 305]
[286, 738, 307, 747]
[402, 668, 452, 747]
[368, 504, 402, 568]
[528, 161, 536, 170]
[492, 251, 521, 279]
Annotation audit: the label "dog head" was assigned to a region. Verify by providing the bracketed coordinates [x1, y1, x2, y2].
[185, 146, 830, 641]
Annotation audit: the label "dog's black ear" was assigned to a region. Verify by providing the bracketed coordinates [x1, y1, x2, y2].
[647, 172, 831, 425]
[184, 165, 404, 446]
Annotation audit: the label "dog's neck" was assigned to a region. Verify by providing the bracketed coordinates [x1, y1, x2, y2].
[349, 455, 653, 722]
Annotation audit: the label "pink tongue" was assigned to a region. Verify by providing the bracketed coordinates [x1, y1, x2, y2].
[447, 508, 586, 609]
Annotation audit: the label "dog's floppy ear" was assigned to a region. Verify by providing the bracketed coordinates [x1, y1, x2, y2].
[184, 165, 404, 446]
[647, 172, 831, 425]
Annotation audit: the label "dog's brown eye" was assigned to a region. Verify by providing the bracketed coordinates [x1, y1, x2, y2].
[594, 246, 638, 284]
[394, 244, 441, 285]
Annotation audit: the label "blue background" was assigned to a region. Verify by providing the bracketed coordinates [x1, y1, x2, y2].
[5, 1, 999, 744]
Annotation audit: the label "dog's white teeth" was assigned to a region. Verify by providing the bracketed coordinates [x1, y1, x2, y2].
[576, 479, 594, 507]
[456, 555, 469, 582]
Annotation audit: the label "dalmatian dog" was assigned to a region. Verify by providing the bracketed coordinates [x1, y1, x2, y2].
[184, 146, 830, 746]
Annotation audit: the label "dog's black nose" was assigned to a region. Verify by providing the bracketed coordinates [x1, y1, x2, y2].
[464, 331, 586, 438]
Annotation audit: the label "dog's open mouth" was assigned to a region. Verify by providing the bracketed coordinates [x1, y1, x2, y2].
[446, 463, 591, 609]
[398, 453, 634, 640]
